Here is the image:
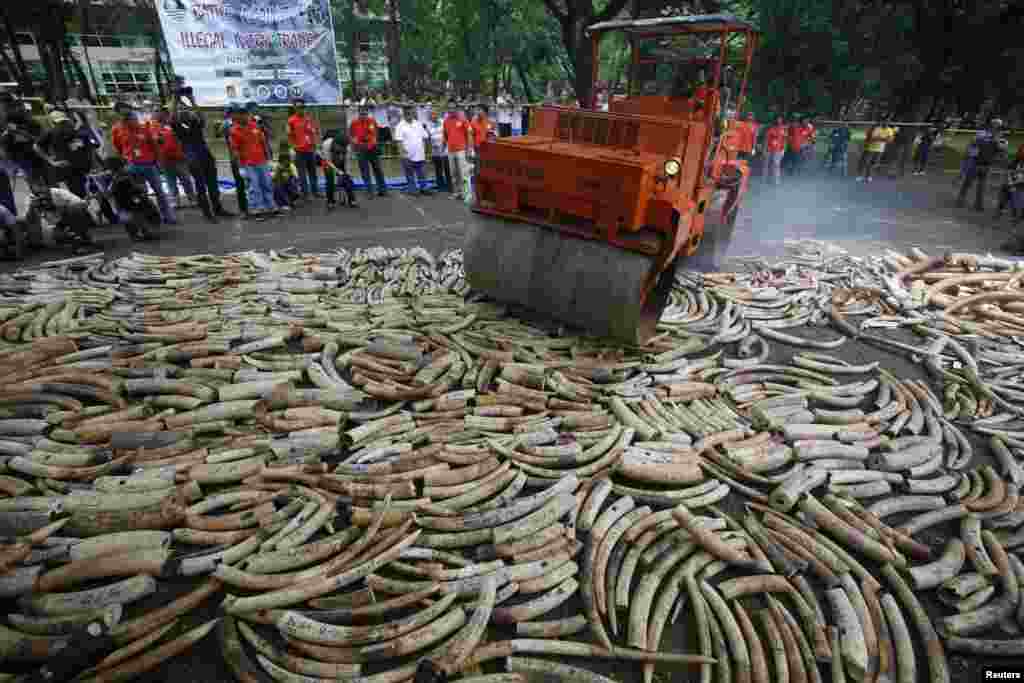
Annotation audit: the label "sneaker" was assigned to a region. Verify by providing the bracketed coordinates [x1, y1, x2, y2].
[420, 189, 433, 196]
[216, 208, 236, 217]
[866, 177, 873, 183]
[855, 176, 864, 182]
[378, 191, 388, 197]
[279, 206, 292, 213]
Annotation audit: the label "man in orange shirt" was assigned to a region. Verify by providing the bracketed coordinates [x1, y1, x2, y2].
[763, 116, 788, 186]
[349, 105, 387, 197]
[287, 97, 321, 199]
[788, 117, 816, 177]
[737, 112, 759, 161]
[229, 106, 277, 218]
[469, 105, 495, 201]
[470, 105, 495, 151]
[444, 105, 471, 200]
[111, 102, 174, 223]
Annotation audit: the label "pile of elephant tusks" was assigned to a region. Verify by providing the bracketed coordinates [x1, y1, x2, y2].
[0, 242, 1023, 683]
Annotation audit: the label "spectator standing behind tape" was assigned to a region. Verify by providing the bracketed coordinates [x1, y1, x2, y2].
[912, 123, 942, 176]
[220, 105, 249, 218]
[427, 109, 450, 193]
[154, 107, 196, 210]
[287, 97, 321, 200]
[856, 115, 896, 183]
[349, 105, 388, 198]
[996, 143, 1024, 224]
[496, 93, 513, 137]
[735, 112, 758, 162]
[394, 106, 433, 196]
[826, 121, 851, 177]
[443, 106, 471, 201]
[787, 117, 815, 177]
[957, 117, 1009, 212]
[169, 78, 233, 223]
[763, 116, 787, 186]
[228, 105, 277, 219]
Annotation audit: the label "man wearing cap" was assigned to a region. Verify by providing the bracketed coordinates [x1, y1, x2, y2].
[169, 82, 233, 222]
[349, 105, 387, 197]
[957, 117, 1009, 211]
[111, 102, 175, 224]
[287, 97, 321, 199]
[36, 109, 101, 200]
[394, 106, 432, 196]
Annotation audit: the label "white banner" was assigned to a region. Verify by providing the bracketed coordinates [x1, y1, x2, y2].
[156, 0, 341, 106]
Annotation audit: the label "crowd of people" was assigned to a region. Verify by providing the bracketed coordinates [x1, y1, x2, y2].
[0, 78, 524, 257]
[729, 112, 1023, 226]
[0, 76, 1021, 258]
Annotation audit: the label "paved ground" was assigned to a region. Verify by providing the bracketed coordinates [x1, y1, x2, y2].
[2, 166, 1021, 681]
[1, 160, 1019, 271]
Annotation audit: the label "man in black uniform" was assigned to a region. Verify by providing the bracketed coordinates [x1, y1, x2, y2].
[169, 76, 234, 222]
[35, 109, 101, 199]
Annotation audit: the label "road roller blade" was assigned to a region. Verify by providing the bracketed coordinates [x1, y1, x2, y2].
[463, 217, 678, 346]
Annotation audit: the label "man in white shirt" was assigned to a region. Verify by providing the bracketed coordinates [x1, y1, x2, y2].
[496, 93, 513, 137]
[394, 106, 432, 195]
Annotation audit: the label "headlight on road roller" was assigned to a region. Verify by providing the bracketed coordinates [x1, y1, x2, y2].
[664, 158, 681, 177]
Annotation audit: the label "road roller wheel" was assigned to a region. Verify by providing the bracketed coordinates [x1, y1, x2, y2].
[463, 216, 679, 346]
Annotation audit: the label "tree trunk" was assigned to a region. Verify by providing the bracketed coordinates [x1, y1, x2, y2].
[0, 36, 22, 86]
[77, 0, 99, 102]
[386, 1, 400, 90]
[0, 8, 32, 94]
[568, 18, 591, 107]
[515, 62, 533, 102]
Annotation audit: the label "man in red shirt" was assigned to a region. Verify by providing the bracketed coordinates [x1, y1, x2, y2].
[156, 106, 196, 210]
[287, 97, 321, 199]
[737, 112, 759, 161]
[444, 105, 471, 200]
[763, 116, 788, 186]
[229, 105, 277, 218]
[349, 105, 387, 197]
[111, 102, 174, 223]
[788, 117, 816, 177]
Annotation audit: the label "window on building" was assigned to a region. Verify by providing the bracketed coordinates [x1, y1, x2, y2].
[15, 32, 35, 46]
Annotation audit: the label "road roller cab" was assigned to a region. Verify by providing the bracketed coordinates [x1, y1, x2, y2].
[466, 14, 758, 344]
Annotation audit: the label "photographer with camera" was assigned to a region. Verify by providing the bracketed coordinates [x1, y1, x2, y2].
[170, 76, 234, 222]
[36, 109, 102, 200]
